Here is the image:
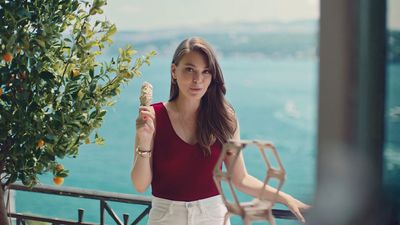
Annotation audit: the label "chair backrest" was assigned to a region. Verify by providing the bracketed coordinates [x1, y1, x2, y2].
[213, 140, 286, 223]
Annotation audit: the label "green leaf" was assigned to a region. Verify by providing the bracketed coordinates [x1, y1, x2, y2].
[106, 101, 116, 106]
[127, 49, 137, 56]
[6, 173, 18, 186]
[89, 83, 96, 92]
[94, 132, 105, 145]
[45, 134, 58, 144]
[40, 71, 55, 81]
[98, 110, 106, 118]
[89, 110, 98, 119]
[17, 7, 31, 18]
[89, 68, 94, 78]
[5, 34, 17, 51]
[77, 89, 85, 100]
[35, 39, 46, 48]
[56, 170, 69, 177]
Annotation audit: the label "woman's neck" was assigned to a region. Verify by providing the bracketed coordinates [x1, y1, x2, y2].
[172, 96, 200, 117]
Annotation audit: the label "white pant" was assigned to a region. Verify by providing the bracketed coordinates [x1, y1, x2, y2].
[147, 195, 231, 225]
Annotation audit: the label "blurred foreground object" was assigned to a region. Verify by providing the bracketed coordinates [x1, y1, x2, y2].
[309, 0, 399, 224]
[213, 140, 286, 225]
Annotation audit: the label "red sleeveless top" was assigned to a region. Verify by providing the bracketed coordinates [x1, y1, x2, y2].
[151, 102, 222, 201]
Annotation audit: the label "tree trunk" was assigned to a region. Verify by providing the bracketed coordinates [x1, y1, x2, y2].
[0, 185, 10, 225]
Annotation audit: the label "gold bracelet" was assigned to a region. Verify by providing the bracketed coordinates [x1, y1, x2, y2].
[135, 147, 152, 158]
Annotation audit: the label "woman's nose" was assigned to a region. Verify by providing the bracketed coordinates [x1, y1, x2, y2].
[192, 72, 201, 83]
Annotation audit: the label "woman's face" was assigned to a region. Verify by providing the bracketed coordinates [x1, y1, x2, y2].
[172, 51, 212, 101]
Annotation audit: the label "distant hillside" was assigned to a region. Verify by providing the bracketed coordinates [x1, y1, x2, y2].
[105, 20, 318, 60]
[105, 20, 399, 62]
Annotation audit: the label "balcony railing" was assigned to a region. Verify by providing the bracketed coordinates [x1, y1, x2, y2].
[8, 182, 298, 224]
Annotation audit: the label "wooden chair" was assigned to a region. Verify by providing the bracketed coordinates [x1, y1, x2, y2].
[213, 140, 286, 225]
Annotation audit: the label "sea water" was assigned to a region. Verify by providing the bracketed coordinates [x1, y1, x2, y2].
[14, 58, 399, 225]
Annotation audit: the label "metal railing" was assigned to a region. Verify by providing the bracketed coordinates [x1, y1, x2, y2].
[8, 182, 297, 224]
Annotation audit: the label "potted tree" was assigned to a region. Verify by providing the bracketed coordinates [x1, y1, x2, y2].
[0, 1, 155, 224]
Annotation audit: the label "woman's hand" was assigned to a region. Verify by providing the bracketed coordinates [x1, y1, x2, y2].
[283, 195, 311, 224]
[136, 106, 155, 146]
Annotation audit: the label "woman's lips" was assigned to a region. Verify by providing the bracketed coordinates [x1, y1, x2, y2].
[190, 87, 202, 91]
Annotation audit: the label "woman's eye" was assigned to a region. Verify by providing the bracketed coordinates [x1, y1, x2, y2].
[203, 70, 210, 74]
[185, 68, 194, 72]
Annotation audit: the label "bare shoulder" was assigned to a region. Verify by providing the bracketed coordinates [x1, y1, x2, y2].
[162, 101, 169, 110]
[162, 101, 175, 116]
[149, 102, 164, 114]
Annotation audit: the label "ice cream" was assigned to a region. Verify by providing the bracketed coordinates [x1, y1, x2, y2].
[140, 81, 153, 106]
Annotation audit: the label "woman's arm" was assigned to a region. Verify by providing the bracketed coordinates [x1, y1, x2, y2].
[224, 118, 310, 223]
[130, 106, 155, 193]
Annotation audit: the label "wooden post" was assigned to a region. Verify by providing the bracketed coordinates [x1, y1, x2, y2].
[311, 0, 387, 224]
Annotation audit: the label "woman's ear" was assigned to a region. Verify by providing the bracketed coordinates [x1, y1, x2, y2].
[171, 64, 177, 79]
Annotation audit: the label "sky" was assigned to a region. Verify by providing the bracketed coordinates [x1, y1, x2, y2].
[388, 0, 400, 30]
[103, 0, 400, 31]
[103, 0, 320, 31]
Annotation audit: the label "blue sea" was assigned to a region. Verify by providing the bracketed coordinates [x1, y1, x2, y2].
[14, 57, 400, 225]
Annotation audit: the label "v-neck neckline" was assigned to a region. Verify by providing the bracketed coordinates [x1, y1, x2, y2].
[161, 103, 198, 147]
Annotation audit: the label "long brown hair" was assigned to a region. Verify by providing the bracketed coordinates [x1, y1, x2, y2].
[169, 37, 237, 154]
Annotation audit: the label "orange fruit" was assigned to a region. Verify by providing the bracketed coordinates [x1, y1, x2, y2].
[36, 139, 45, 148]
[53, 176, 64, 186]
[3, 53, 12, 62]
[71, 68, 80, 77]
[85, 137, 90, 144]
[0, 87, 3, 95]
[55, 164, 64, 172]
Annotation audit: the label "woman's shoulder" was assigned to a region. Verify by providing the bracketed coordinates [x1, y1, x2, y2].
[151, 102, 166, 110]
[151, 102, 164, 107]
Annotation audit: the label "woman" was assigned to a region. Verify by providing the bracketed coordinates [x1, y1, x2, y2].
[131, 37, 310, 225]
